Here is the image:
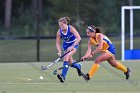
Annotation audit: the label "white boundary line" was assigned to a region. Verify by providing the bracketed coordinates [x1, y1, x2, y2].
[0, 82, 83, 85]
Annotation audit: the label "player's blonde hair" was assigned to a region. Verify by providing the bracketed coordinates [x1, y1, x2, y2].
[58, 17, 70, 24]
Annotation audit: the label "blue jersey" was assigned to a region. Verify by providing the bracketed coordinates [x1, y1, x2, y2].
[60, 25, 78, 51]
[90, 33, 116, 56]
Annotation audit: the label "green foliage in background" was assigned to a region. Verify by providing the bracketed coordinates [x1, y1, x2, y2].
[0, 0, 140, 36]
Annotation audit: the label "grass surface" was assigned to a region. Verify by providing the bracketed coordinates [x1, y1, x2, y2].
[0, 60, 140, 93]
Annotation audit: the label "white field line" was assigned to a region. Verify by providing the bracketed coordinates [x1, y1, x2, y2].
[0, 82, 62, 85]
[0, 82, 84, 85]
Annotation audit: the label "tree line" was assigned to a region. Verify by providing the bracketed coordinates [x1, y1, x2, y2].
[0, 0, 140, 37]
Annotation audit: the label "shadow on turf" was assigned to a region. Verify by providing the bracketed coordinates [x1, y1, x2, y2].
[101, 64, 138, 86]
[27, 63, 56, 80]
[27, 63, 72, 85]
[26, 62, 138, 86]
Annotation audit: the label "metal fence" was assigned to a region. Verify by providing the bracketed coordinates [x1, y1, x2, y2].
[0, 36, 84, 62]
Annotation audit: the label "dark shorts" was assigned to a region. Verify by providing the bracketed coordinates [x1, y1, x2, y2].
[63, 42, 79, 51]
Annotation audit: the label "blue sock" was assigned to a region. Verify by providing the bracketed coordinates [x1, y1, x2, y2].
[71, 62, 81, 70]
[62, 61, 69, 79]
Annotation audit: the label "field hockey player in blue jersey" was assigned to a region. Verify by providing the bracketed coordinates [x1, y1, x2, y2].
[56, 17, 82, 83]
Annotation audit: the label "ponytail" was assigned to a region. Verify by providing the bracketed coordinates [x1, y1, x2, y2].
[65, 17, 70, 23]
[95, 27, 101, 33]
[88, 25, 101, 33]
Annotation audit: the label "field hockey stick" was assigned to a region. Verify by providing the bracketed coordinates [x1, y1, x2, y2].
[41, 50, 70, 70]
[72, 59, 83, 64]
[53, 59, 84, 75]
[53, 67, 63, 75]
[52, 58, 89, 82]
[72, 58, 90, 82]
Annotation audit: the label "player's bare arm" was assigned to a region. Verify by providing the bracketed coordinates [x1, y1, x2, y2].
[56, 30, 62, 56]
[70, 25, 81, 46]
[91, 34, 103, 56]
[82, 39, 92, 60]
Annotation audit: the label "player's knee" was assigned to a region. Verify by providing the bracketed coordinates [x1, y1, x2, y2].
[110, 64, 116, 67]
[95, 59, 101, 64]
[63, 55, 71, 61]
[110, 62, 117, 67]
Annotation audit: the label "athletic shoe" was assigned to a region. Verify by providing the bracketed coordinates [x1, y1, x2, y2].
[77, 64, 82, 76]
[124, 67, 131, 80]
[81, 73, 90, 82]
[57, 74, 65, 83]
[41, 66, 46, 70]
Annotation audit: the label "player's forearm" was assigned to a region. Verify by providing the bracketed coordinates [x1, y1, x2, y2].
[56, 43, 61, 53]
[73, 37, 81, 46]
[91, 47, 101, 56]
[84, 49, 92, 57]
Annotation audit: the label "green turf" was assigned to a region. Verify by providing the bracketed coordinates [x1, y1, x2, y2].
[0, 60, 140, 93]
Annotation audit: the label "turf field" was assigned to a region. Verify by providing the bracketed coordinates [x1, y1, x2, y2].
[0, 60, 140, 93]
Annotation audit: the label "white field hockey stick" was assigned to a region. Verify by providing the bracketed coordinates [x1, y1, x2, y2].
[41, 51, 70, 70]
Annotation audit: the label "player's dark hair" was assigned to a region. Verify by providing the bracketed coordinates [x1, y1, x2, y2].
[95, 27, 101, 33]
[88, 25, 101, 33]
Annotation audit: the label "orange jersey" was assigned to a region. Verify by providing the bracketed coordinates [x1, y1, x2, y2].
[90, 33, 115, 55]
